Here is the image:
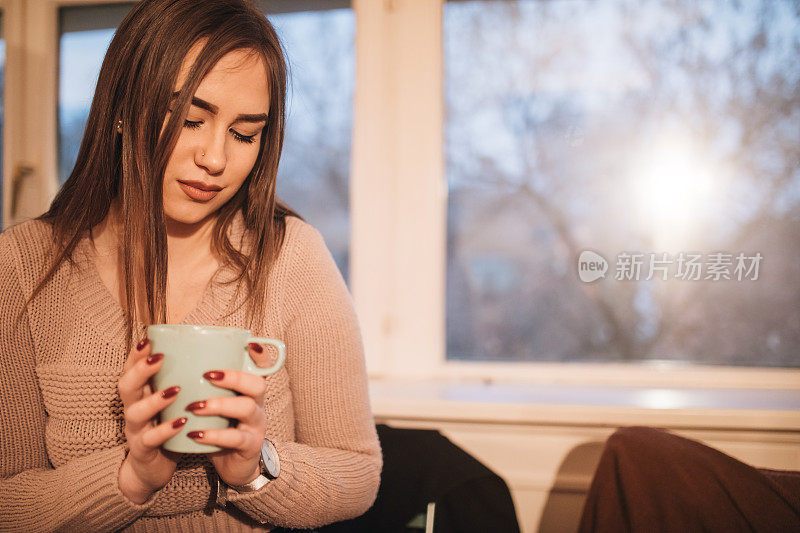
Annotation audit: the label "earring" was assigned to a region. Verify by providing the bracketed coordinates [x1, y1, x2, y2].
[116, 120, 123, 134]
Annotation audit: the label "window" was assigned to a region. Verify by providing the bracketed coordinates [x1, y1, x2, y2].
[444, 0, 800, 367]
[58, 5, 132, 186]
[12, 0, 800, 383]
[57, 2, 355, 282]
[260, 1, 355, 283]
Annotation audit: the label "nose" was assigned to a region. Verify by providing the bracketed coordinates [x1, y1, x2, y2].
[195, 130, 226, 174]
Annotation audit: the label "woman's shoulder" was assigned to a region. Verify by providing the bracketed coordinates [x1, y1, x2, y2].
[1, 217, 53, 241]
[0, 219, 54, 265]
[277, 215, 348, 292]
[283, 214, 316, 241]
[280, 215, 329, 262]
[0, 219, 55, 294]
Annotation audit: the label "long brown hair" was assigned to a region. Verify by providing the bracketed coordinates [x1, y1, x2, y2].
[27, 0, 302, 347]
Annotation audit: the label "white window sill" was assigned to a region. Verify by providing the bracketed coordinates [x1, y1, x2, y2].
[369, 379, 800, 432]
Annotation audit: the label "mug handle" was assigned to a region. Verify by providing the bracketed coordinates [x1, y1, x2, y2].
[242, 337, 286, 376]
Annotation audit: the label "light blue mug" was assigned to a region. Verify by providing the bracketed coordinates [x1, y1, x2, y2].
[148, 324, 286, 453]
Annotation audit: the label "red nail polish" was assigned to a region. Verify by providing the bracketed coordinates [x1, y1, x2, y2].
[136, 338, 150, 351]
[172, 417, 187, 429]
[161, 386, 180, 399]
[203, 371, 224, 381]
[146, 353, 164, 365]
[248, 342, 264, 354]
[187, 431, 204, 439]
[186, 400, 206, 411]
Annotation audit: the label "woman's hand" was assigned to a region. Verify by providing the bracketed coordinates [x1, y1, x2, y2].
[184, 344, 269, 487]
[117, 339, 186, 503]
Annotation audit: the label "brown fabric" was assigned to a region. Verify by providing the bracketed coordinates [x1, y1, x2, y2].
[578, 426, 800, 533]
[0, 214, 381, 532]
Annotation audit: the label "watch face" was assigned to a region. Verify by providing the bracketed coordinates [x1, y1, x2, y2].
[260, 439, 280, 479]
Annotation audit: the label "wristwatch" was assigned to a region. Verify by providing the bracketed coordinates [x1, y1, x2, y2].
[216, 439, 280, 507]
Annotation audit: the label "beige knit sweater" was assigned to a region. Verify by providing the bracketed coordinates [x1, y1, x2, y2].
[0, 214, 381, 532]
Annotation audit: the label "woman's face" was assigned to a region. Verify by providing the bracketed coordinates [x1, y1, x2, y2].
[162, 46, 269, 227]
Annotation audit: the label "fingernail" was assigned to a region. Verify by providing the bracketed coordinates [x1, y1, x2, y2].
[172, 417, 187, 429]
[136, 338, 150, 351]
[187, 431, 204, 439]
[146, 353, 164, 365]
[203, 371, 224, 381]
[186, 400, 206, 411]
[162, 386, 180, 399]
[248, 342, 264, 354]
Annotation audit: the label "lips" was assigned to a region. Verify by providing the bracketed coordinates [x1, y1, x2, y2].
[177, 180, 222, 202]
[178, 180, 222, 192]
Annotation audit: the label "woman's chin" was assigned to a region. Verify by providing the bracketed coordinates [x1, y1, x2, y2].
[163, 207, 219, 231]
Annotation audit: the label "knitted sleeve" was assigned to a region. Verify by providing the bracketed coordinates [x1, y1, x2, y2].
[227, 220, 382, 528]
[0, 230, 157, 532]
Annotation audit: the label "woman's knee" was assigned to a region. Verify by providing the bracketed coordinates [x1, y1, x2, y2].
[604, 426, 679, 462]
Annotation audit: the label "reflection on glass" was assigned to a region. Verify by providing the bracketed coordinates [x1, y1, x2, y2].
[445, 0, 800, 367]
[57, 5, 354, 283]
[267, 8, 355, 283]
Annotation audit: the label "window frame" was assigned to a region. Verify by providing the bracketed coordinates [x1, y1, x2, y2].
[4, 0, 799, 390]
[0, 0, 24, 227]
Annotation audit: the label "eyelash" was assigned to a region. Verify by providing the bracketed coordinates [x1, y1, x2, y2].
[183, 119, 258, 145]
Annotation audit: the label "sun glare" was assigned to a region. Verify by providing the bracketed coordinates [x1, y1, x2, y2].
[631, 134, 720, 250]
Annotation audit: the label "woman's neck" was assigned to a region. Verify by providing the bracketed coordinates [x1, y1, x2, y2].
[163, 212, 218, 268]
[92, 201, 218, 268]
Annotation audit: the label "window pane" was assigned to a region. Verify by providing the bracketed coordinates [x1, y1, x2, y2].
[265, 6, 354, 283]
[57, 3, 354, 283]
[58, 5, 134, 184]
[445, 0, 800, 367]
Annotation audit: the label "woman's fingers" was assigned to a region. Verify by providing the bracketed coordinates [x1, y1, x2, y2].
[202, 369, 267, 399]
[186, 426, 260, 452]
[123, 338, 151, 372]
[125, 385, 181, 432]
[118, 349, 165, 405]
[247, 342, 275, 368]
[186, 394, 262, 425]
[139, 415, 189, 449]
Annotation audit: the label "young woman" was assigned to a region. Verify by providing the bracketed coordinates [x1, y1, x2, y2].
[0, 1, 381, 530]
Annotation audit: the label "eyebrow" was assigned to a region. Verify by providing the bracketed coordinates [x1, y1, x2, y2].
[171, 92, 268, 124]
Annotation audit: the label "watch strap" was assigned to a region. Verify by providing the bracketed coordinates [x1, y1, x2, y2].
[215, 474, 228, 508]
[227, 473, 271, 493]
[223, 439, 279, 497]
